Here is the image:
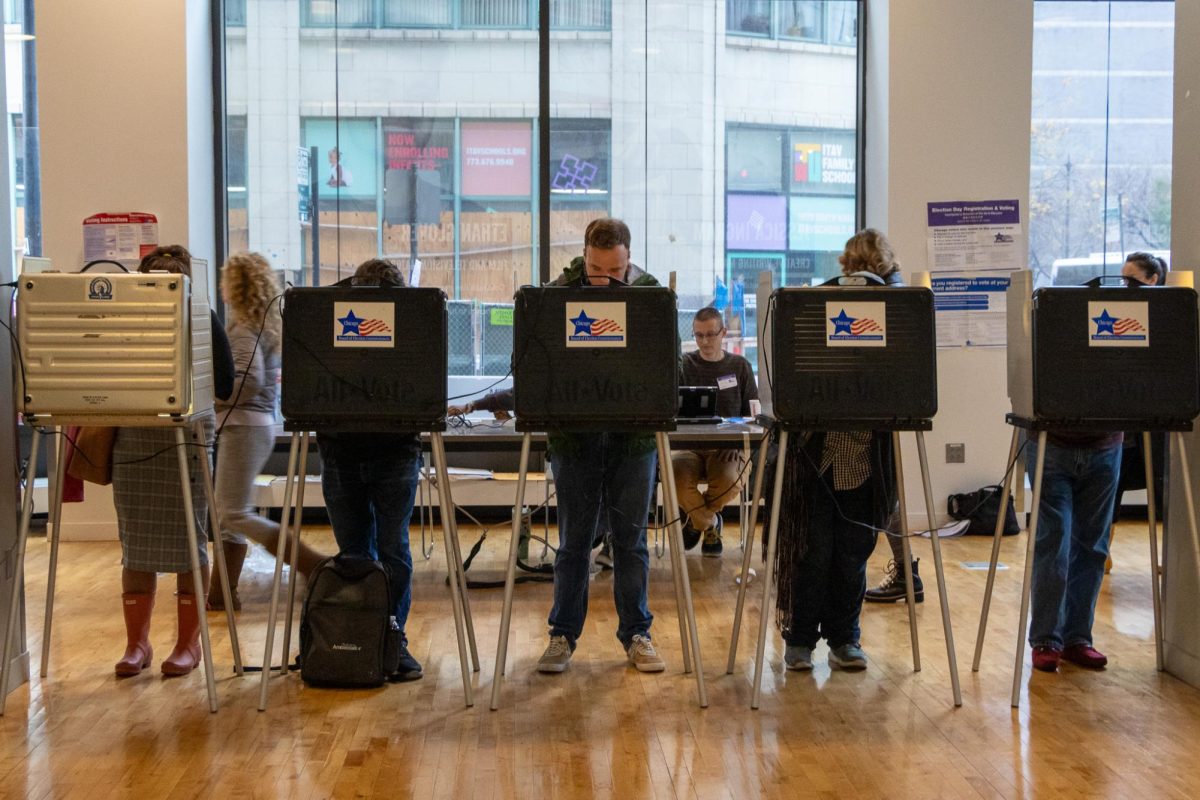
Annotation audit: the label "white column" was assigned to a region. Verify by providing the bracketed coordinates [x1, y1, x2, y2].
[864, 0, 1034, 524]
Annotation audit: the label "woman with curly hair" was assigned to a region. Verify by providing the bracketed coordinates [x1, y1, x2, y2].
[207, 252, 325, 610]
[113, 245, 234, 677]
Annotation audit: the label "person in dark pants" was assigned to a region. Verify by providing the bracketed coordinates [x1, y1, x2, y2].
[774, 229, 902, 671]
[314, 258, 423, 681]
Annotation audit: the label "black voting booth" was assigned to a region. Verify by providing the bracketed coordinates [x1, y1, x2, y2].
[511, 285, 678, 431]
[729, 285, 962, 709]
[492, 285, 709, 710]
[259, 284, 478, 710]
[974, 280, 1200, 709]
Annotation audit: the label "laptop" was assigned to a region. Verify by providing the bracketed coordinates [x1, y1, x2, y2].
[676, 386, 722, 424]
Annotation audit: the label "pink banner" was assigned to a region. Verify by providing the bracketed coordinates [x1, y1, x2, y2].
[461, 122, 532, 196]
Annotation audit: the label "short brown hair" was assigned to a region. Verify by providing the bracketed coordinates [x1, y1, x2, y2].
[139, 244, 193, 278]
[353, 258, 406, 287]
[839, 228, 900, 279]
[583, 218, 631, 252]
[693, 307, 724, 327]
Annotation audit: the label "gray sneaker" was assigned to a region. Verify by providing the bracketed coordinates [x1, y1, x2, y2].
[784, 645, 813, 671]
[626, 634, 666, 672]
[537, 635, 573, 673]
[829, 643, 868, 671]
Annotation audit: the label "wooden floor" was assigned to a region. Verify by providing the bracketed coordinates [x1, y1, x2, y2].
[1, 518, 1198, 799]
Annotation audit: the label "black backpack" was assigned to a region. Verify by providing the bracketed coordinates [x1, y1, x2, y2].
[947, 485, 1021, 536]
[299, 556, 401, 688]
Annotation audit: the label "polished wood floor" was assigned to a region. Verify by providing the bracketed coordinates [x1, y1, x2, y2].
[1, 518, 1197, 799]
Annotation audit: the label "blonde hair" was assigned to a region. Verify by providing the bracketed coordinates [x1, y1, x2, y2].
[222, 252, 282, 353]
[839, 228, 901, 279]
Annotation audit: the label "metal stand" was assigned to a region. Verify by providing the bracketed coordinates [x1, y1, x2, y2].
[491, 431, 708, 710]
[258, 430, 476, 711]
[280, 431, 312, 675]
[972, 426, 1197, 707]
[196, 420, 243, 675]
[2, 422, 230, 716]
[730, 428, 961, 709]
[726, 432, 770, 674]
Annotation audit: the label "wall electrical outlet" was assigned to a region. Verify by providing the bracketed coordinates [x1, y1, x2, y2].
[946, 443, 966, 464]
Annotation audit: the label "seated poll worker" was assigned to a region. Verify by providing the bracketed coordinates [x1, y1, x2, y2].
[112, 245, 235, 677]
[314, 258, 423, 682]
[673, 307, 758, 557]
[773, 229, 902, 672]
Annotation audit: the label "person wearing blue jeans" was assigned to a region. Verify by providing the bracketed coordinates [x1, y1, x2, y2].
[535, 217, 669, 675]
[1028, 432, 1122, 673]
[314, 257, 424, 681]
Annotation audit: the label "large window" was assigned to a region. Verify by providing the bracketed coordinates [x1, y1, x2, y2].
[1029, 1, 1174, 286]
[222, 0, 862, 375]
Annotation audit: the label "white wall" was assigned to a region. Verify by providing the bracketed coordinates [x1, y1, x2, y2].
[865, 0, 1034, 523]
[1163, 0, 1200, 688]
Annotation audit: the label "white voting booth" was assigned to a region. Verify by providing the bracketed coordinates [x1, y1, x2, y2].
[0, 267, 239, 714]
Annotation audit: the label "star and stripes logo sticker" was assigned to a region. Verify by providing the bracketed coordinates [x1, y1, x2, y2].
[1088, 301, 1149, 347]
[334, 302, 396, 348]
[826, 302, 887, 347]
[566, 302, 627, 348]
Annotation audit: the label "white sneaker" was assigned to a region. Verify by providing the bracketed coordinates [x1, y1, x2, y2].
[626, 634, 666, 673]
[537, 635, 573, 673]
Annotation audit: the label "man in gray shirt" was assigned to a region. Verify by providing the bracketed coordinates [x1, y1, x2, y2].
[674, 307, 758, 557]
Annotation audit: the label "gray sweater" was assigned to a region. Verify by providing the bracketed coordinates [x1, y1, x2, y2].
[216, 321, 279, 427]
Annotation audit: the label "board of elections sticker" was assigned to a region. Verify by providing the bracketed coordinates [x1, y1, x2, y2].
[565, 302, 627, 348]
[826, 301, 887, 347]
[1087, 301, 1149, 348]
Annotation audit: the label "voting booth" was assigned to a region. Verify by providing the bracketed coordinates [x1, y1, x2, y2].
[3, 269, 236, 714]
[728, 282, 962, 709]
[259, 282, 477, 709]
[974, 270, 1200, 707]
[492, 285, 709, 710]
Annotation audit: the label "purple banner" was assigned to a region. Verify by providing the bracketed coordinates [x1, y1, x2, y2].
[726, 194, 787, 251]
[927, 200, 1020, 227]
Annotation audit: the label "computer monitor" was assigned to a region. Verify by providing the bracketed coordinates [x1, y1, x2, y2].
[770, 286, 938, 429]
[280, 285, 447, 432]
[512, 285, 678, 432]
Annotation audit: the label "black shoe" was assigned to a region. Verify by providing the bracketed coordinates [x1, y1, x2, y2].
[389, 643, 424, 682]
[701, 528, 723, 558]
[681, 515, 702, 551]
[864, 559, 924, 603]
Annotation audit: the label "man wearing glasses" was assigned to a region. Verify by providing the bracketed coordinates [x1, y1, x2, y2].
[674, 307, 758, 556]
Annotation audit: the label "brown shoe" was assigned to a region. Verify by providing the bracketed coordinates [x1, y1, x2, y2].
[114, 592, 155, 677]
[207, 541, 248, 611]
[161, 594, 202, 677]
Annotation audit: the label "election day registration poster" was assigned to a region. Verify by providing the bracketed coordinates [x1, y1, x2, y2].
[926, 200, 1022, 347]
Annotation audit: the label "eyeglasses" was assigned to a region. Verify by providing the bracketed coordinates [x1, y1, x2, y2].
[693, 329, 725, 340]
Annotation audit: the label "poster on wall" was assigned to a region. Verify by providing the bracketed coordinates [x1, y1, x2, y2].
[931, 272, 1010, 347]
[82, 212, 159, 266]
[925, 199, 1023, 271]
[302, 119, 378, 199]
[461, 121, 532, 196]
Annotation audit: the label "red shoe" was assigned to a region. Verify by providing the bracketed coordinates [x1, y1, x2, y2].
[161, 594, 202, 677]
[1062, 643, 1108, 669]
[1031, 645, 1061, 673]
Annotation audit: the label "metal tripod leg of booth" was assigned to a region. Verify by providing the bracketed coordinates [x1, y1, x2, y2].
[727, 434, 770, 674]
[656, 434, 692, 675]
[490, 432, 531, 711]
[40, 430, 67, 678]
[430, 431, 475, 707]
[0, 427, 42, 716]
[431, 433, 479, 672]
[174, 426, 219, 713]
[750, 430, 789, 710]
[195, 420, 243, 675]
[739, 433, 752, 552]
[1010, 430, 1048, 708]
[972, 426, 1021, 672]
[1173, 433, 1200, 626]
[656, 431, 707, 708]
[892, 432, 920, 672]
[281, 431, 312, 673]
[258, 431, 303, 711]
[915, 431, 963, 707]
[1144, 432, 1164, 671]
